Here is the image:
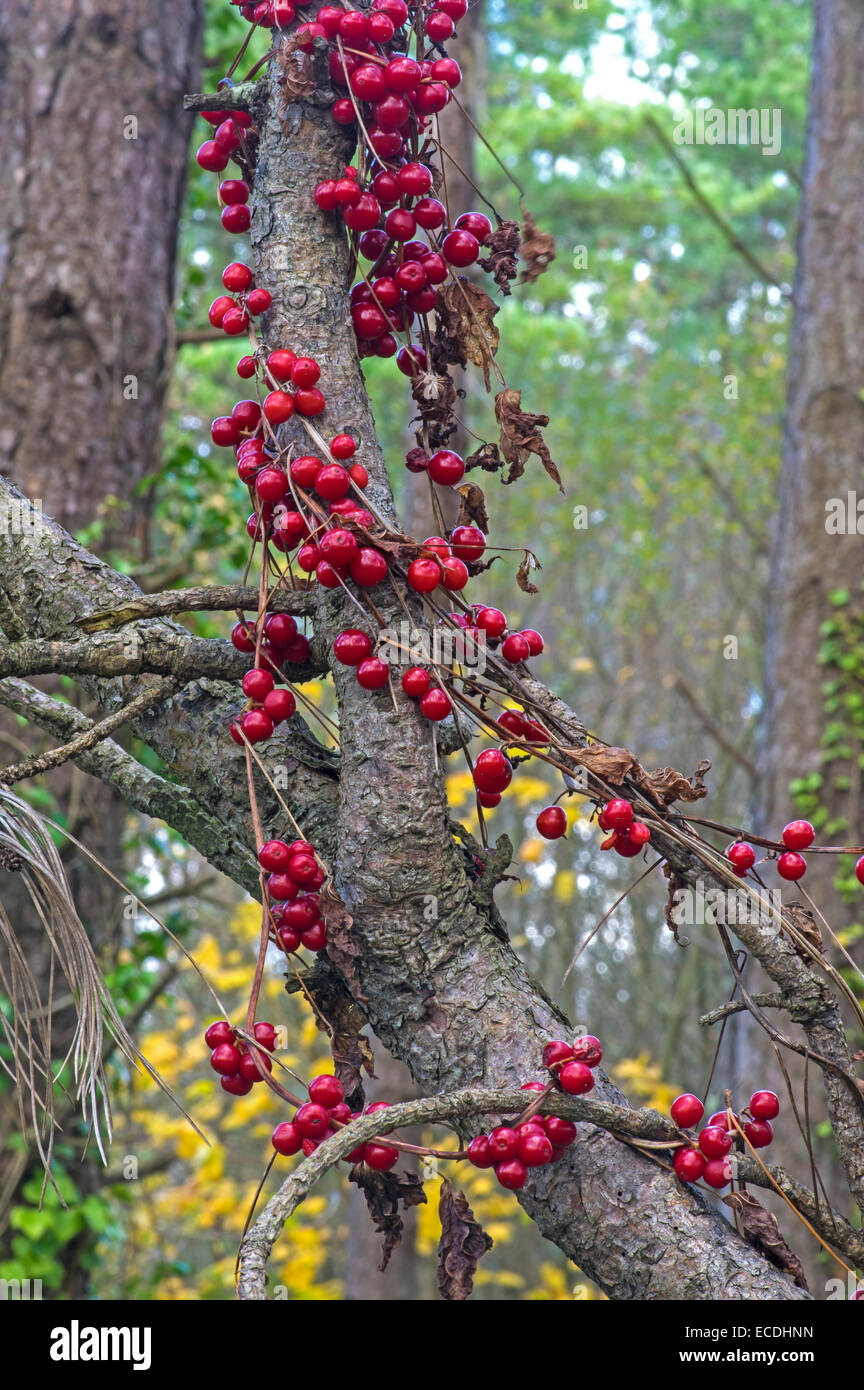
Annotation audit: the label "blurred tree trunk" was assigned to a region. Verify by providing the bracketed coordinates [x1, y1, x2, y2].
[0, 0, 202, 1284]
[762, 0, 864, 926]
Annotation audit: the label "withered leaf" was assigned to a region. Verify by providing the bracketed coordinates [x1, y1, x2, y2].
[495, 388, 564, 493]
[479, 219, 521, 295]
[516, 548, 541, 594]
[465, 441, 502, 473]
[782, 901, 824, 957]
[349, 1167, 427, 1273]
[456, 482, 489, 534]
[437, 1180, 493, 1301]
[726, 1191, 809, 1290]
[631, 759, 710, 807]
[411, 370, 458, 450]
[318, 883, 367, 1003]
[569, 744, 637, 785]
[519, 208, 556, 284]
[436, 279, 500, 390]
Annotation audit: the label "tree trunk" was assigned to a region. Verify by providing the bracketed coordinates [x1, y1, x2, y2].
[762, 0, 864, 922]
[0, 0, 202, 1278]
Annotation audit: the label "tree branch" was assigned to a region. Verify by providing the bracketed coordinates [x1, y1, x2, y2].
[77, 583, 315, 632]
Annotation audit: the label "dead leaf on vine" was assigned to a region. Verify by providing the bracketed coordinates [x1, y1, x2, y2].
[495, 388, 564, 493]
[436, 279, 500, 389]
[411, 370, 458, 450]
[349, 1167, 427, 1273]
[318, 884, 367, 1003]
[304, 966, 374, 1110]
[632, 759, 711, 807]
[782, 901, 823, 955]
[465, 441, 502, 473]
[456, 483, 490, 534]
[479, 219, 521, 295]
[516, 549, 541, 594]
[726, 1191, 809, 1290]
[437, 1180, 493, 1300]
[519, 208, 556, 284]
[568, 744, 637, 784]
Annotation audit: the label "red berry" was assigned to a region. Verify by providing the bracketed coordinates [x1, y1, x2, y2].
[703, 1156, 733, 1189]
[210, 1043, 242, 1076]
[348, 548, 388, 586]
[267, 349, 296, 381]
[315, 464, 351, 500]
[356, 657, 390, 691]
[571, 1035, 602, 1068]
[673, 1147, 706, 1183]
[267, 872, 299, 902]
[406, 556, 442, 593]
[744, 1119, 773, 1148]
[501, 632, 530, 664]
[455, 211, 492, 244]
[330, 433, 356, 460]
[209, 294, 235, 327]
[440, 556, 469, 591]
[698, 1125, 732, 1160]
[231, 620, 257, 653]
[348, 463, 368, 489]
[727, 841, 756, 874]
[308, 1074, 344, 1109]
[258, 839, 291, 871]
[334, 629, 373, 666]
[253, 1022, 278, 1051]
[295, 387, 326, 416]
[518, 1130, 553, 1167]
[263, 390, 295, 424]
[442, 228, 480, 267]
[438, 0, 468, 16]
[449, 525, 485, 562]
[781, 819, 815, 851]
[272, 1121, 302, 1155]
[294, 1102, 330, 1138]
[300, 919, 326, 952]
[221, 1074, 253, 1096]
[477, 791, 501, 809]
[204, 1021, 234, 1048]
[427, 449, 464, 486]
[670, 1093, 704, 1129]
[419, 687, 451, 721]
[603, 799, 634, 831]
[425, 9, 454, 41]
[749, 1090, 780, 1121]
[320, 528, 359, 568]
[475, 607, 506, 638]
[222, 261, 253, 292]
[291, 357, 320, 389]
[238, 1049, 272, 1081]
[536, 805, 566, 839]
[544, 1116, 577, 1146]
[290, 454, 322, 488]
[777, 850, 807, 881]
[211, 416, 239, 448]
[219, 178, 249, 205]
[241, 709, 274, 743]
[197, 139, 229, 172]
[495, 1158, 527, 1190]
[558, 1061, 594, 1095]
[466, 1135, 494, 1168]
[264, 688, 296, 722]
[401, 667, 431, 698]
[542, 1040, 575, 1069]
[473, 749, 512, 794]
[363, 1142, 399, 1172]
[386, 56, 421, 92]
[520, 629, 544, 657]
[222, 204, 251, 234]
[856, 855, 864, 886]
[488, 1126, 519, 1160]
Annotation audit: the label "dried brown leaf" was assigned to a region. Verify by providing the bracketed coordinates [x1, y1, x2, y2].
[631, 758, 710, 807]
[516, 549, 541, 594]
[411, 370, 458, 450]
[437, 1180, 493, 1300]
[782, 901, 824, 956]
[349, 1167, 427, 1273]
[726, 1191, 809, 1290]
[456, 483, 490, 534]
[519, 208, 556, 284]
[495, 388, 563, 493]
[436, 279, 500, 389]
[465, 442, 503, 474]
[479, 219, 521, 295]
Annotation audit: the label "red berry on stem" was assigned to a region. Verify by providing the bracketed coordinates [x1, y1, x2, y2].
[558, 1060, 594, 1095]
[698, 1125, 732, 1159]
[744, 1119, 773, 1148]
[501, 632, 530, 664]
[210, 1043, 242, 1076]
[673, 1147, 706, 1183]
[571, 1035, 602, 1068]
[364, 1142, 399, 1172]
[427, 449, 465, 486]
[308, 1074, 344, 1109]
[419, 687, 451, 721]
[749, 1089, 780, 1121]
[727, 841, 756, 873]
[781, 819, 815, 851]
[467, 1135, 494, 1168]
[536, 805, 567, 839]
[401, 666, 431, 698]
[204, 1021, 234, 1048]
[495, 1158, 528, 1190]
[542, 1040, 575, 1069]
[777, 850, 807, 881]
[670, 1093, 704, 1129]
[703, 1156, 733, 1189]
[356, 657, 390, 690]
[333, 629, 373, 666]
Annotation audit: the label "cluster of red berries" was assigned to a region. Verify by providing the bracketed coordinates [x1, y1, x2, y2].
[726, 817, 864, 885]
[272, 1083, 400, 1171]
[670, 1089, 780, 1190]
[229, 612, 308, 745]
[259, 836, 328, 953]
[593, 797, 651, 858]
[205, 1018, 278, 1096]
[466, 1037, 601, 1190]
